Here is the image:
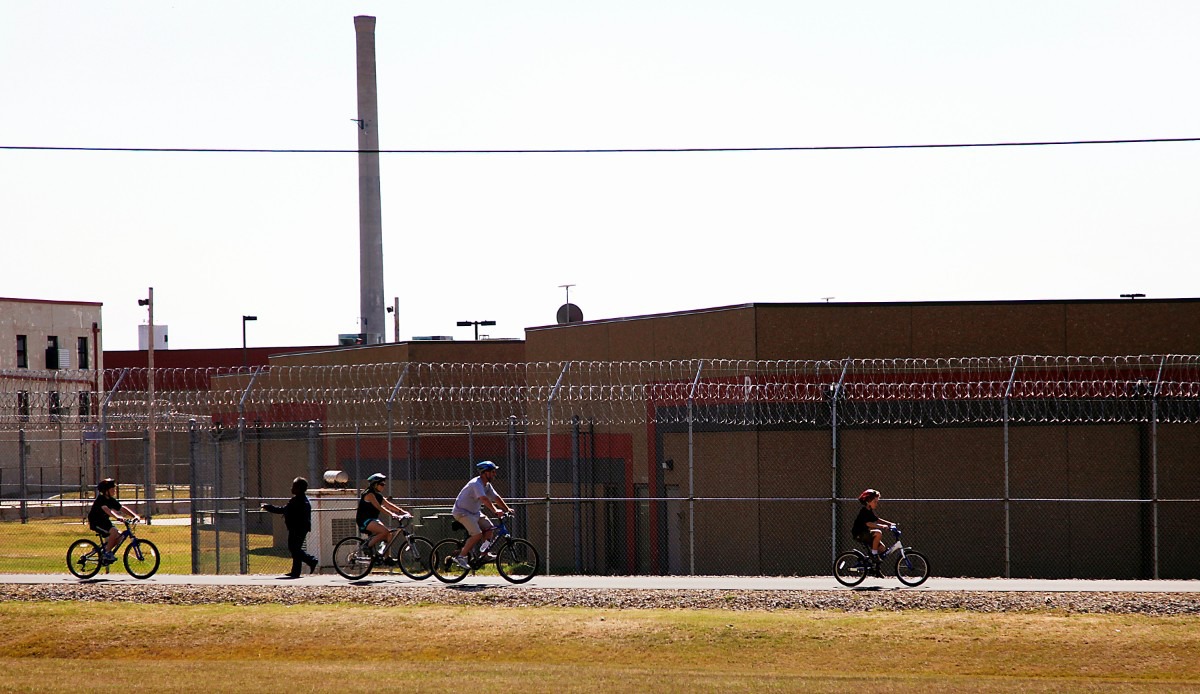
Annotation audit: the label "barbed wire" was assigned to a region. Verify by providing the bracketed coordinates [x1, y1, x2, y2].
[0, 355, 1197, 432]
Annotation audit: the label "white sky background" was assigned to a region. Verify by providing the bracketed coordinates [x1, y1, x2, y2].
[1, 1, 1198, 350]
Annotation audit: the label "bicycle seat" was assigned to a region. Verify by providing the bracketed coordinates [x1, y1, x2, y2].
[450, 520, 465, 532]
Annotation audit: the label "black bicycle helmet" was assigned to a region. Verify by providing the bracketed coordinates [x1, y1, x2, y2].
[366, 473, 386, 485]
[97, 478, 116, 493]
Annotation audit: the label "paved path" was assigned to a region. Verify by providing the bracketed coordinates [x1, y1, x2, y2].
[1, 572, 1197, 592]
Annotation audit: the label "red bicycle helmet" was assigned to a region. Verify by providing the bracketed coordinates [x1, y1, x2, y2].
[858, 488, 880, 503]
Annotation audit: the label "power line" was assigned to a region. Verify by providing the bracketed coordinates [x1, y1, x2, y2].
[1, 137, 1198, 155]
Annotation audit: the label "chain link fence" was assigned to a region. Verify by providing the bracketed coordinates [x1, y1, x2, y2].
[1, 356, 1197, 578]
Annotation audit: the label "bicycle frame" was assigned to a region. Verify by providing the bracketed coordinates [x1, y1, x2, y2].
[834, 525, 929, 587]
[332, 515, 435, 581]
[68, 519, 160, 580]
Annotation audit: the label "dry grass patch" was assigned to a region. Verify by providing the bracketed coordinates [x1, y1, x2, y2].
[0, 602, 1198, 692]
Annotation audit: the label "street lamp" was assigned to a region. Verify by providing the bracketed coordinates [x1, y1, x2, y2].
[457, 319, 496, 341]
[242, 315, 257, 366]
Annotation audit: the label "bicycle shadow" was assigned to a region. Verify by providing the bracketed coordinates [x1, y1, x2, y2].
[443, 583, 507, 593]
[342, 577, 427, 587]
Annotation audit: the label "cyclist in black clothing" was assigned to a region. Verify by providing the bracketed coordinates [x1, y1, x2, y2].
[87, 478, 141, 564]
[853, 488, 895, 557]
[261, 477, 319, 578]
[356, 473, 410, 555]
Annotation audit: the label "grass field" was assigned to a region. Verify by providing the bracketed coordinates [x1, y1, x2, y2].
[0, 516, 289, 575]
[0, 602, 1197, 692]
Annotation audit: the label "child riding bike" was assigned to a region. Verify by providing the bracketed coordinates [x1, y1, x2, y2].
[852, 488, 895, 575]
[88, 478, 142, 565]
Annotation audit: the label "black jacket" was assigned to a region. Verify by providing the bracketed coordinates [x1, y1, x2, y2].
[264, 494, 312, 534]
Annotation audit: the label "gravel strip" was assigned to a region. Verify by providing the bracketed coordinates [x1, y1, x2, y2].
[2, 584, 1199, 615]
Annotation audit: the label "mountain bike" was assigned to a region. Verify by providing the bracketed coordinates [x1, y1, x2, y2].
[431, 513, 539, 584]
[67, 518, 161, 580]
[834, 524, 929, 587]
[332, 514, 435, 581]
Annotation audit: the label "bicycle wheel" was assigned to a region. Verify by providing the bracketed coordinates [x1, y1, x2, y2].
[895, 550, 930, 587]
[431, 538, 469, 583]
[495, 538, 539, 584]
[833, 551, 868, 587]
[124, 539, 160, 579]
[333, 537, 375, 580]
[397, 535, 435, 581]
[67, 539, 102, 579]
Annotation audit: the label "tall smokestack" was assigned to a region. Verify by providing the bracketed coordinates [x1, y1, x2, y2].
[354, 15, 385, 345]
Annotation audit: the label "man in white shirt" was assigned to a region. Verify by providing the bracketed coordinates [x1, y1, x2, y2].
[451, 460, 514, 569]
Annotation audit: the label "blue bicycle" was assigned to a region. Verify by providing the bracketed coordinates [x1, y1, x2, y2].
[431, 513, 539, 584]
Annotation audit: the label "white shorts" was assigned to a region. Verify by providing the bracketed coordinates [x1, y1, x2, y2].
[453, 512, 494, 537]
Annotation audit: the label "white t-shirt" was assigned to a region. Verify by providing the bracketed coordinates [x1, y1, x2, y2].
[452, 476, 497, 517]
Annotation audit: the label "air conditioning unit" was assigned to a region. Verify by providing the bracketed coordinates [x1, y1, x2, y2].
[309, 490, 358, 569]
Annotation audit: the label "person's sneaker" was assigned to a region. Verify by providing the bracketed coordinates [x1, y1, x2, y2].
[482, 551, 498, 560]
[306, 558, 319, 574]
[101, 550, 116, 565]
[452, 555, 471, 570]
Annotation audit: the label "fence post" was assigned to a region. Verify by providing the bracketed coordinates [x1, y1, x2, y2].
[508, 415, 523, 537]
[385, 365, 409, 499]
[546, 362, 571, 575]
[238, 413, 248, 574]
[214, 430, 222, 575]
[189, 419, 200, 574]
[142, 429, 153, 523]
[572, 415, 581, 574]
[408, 427, 418, 500]
[306, 420, 320, 486]
[18, 428, 28, 524]
[237, 367, 263, 575]
[687, 361, 704, 576]
[829, 360, 850, 565]
[1151, 356, 1166, 579]
[99, 368, 128, 483]
[1003, 357, 1021, 579]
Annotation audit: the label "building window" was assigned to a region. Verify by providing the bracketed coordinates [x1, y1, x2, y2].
[45, 336, 60, 370]
[17, 391, 30, 422]
[79, 391, 92, 419]
[17, 335, 27, 369]
[49, 391, 62, 419]
[78, 337, 89, 369]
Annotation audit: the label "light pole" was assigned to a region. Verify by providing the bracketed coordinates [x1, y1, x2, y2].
[456, 320, 496, 341]
[242, 315, 257, 366]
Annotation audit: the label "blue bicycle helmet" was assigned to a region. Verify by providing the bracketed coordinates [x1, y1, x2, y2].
[476, 460, 498, 471]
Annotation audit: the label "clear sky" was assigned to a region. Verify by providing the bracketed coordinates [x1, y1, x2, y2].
[2, 1, 1198, 351]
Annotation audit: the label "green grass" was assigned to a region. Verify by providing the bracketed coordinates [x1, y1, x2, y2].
[0, 602, 1197, 692]
[0, 516, 289, 575]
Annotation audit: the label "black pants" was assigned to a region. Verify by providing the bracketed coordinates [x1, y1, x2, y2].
[287, 532, 317, 575]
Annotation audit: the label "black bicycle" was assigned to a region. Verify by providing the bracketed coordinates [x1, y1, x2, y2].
[431, 513, 539, 584]
[332, 514, 435, 581]
[67, 518, 160, 580]
[833, 524, 929, 587]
